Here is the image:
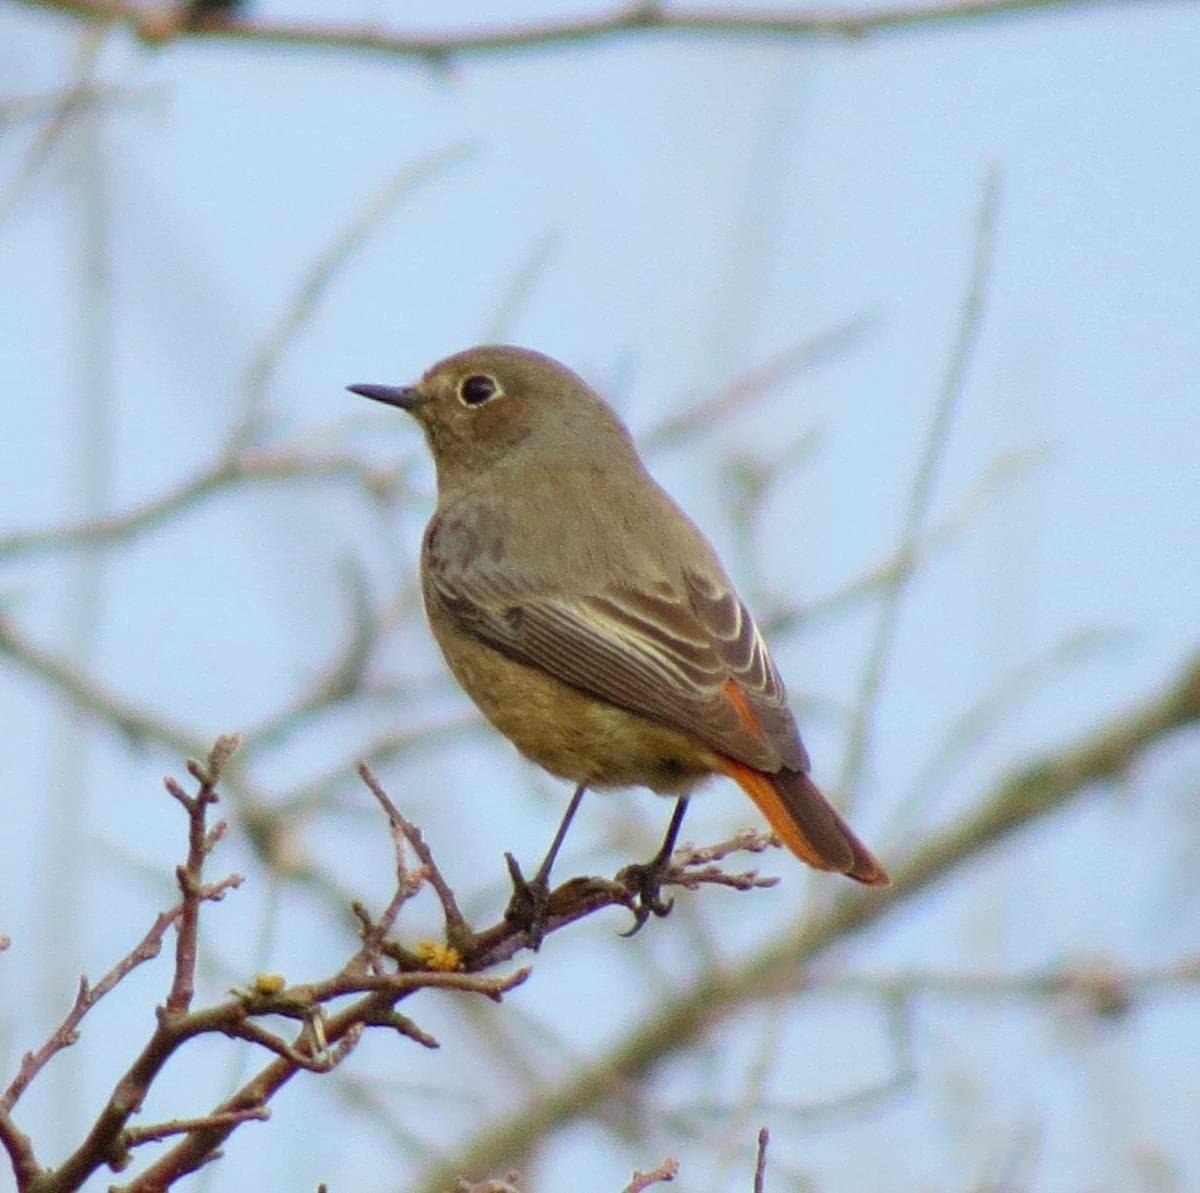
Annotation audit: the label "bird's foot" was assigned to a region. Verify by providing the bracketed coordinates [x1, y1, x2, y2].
[616, 858, 676, 937]
[503, 853, 553, 951]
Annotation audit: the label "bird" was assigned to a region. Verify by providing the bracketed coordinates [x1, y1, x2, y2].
[349, 346, 887, 938]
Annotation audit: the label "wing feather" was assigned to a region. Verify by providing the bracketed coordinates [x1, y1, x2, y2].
[425, 553, 809, 772]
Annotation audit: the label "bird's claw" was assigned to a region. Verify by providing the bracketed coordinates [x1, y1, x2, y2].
[503, 853, 552, 951]
[616, 860, 676, 937]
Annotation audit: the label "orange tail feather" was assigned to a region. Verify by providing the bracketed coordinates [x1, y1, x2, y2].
[717, 758, 889, 886]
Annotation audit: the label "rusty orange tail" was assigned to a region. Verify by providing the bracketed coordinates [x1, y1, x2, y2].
[718, 758, 889, 886]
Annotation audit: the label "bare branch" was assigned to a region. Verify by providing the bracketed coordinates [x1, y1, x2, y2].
[233, 141, 478, 450]
[805, 955, 1200, 1017]
[770, 443, 1051, 634]
[410, 649, 1200, 1192]
[621, 1157, 680, 1193]
[0, 612, 202, 757]
[240, 560, 382, 754]
[166, 736, 242, 1014]
[358, 763, 472, 945]
[10, 1, 1157, 62]
[643, 312, 878, 450]
[1, 847, 240, 1116]
[752, 1128, 769, 1193]
[0, 449, 400, 561]
[0, 1110, 39, 1189]
[838, 171, 1000, 809]
[122, 1107, 270, 1148]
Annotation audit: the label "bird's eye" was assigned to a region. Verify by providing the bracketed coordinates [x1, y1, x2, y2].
[459, 374, 500, 407]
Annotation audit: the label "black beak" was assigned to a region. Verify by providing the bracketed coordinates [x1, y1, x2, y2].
[347, 383, 423, 410]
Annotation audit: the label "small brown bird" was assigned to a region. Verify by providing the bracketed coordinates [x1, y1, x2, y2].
[349, 347, 887, 933]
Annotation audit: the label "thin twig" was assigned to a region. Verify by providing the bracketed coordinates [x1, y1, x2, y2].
[621, 1157, 679, 1193]
[0, 449, 398, 560]
[123, 1107, 270, 1148]
[233, 141, 477, 450]
[358, 764, 472, 944]
[767, 443, 1050, 634]
[0, 867, 239, 1115]
[836, 171, 1001, 810]
[0, 29, 106, 226]
[409, 649, 1200, 1193]
[881, 627, 1128, 844]
[11, 0, 1156, 61]
[165, 736, 241, 1013]
[753, 1127, 770, 1193]
[644, 312, 877, 449]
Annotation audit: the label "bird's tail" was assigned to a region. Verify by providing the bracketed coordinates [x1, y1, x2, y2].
[718, 759, 889, 886]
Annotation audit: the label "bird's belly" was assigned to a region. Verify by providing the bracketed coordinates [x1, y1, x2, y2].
[435, 624, 718, 795]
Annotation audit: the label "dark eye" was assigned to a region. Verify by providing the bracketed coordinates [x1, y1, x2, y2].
[459, 374, 499, 406]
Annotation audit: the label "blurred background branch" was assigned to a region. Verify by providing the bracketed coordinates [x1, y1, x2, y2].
[1, 2, 1196, 1189]
[411, 650, 1200, 1192]
[10, 0, 1162, 58]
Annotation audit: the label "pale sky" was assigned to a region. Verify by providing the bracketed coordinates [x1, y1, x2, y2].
[1, 3, 1198, 1191]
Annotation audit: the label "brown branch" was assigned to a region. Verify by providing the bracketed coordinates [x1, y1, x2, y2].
[0, 449, 399, 560]
[621, 1157, 680, 1192]
[0, 612, 203, 757]
[3, 722, 585, 1191]
[164, 737, 241, 1013]
[0, 1112, 39, 1189]
[805, 955, 1200, 1018]
[410, 649, 1200, 1193]
[239, 561, 382, 754]
[642, 311, 878, 449]
[34, 888, 526, 1189]
[451, 829, 781, 973]
[837, 170, 999, 809]
[11, 0, 1163, 62]
[0, 867, 239, 1117]
[232, 142, 477, 451]
[122, 1107, 270, 1148]
[752, 1128, 769, 1193]
[108, 966, 531, 1193]
[358, 763, 473, 947]
[770, 443, 1050, 634]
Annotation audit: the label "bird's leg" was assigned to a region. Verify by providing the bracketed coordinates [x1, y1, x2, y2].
[504, 782, 588, 950]
[619, 795, 690, 937]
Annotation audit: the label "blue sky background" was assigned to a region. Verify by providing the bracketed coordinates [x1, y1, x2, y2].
[1, 2, 1198, 1191]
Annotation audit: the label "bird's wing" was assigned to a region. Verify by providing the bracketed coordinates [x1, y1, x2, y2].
[426, 560, 810, 773]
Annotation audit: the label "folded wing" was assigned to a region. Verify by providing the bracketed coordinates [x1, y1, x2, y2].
[426, 561, 810, 774]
